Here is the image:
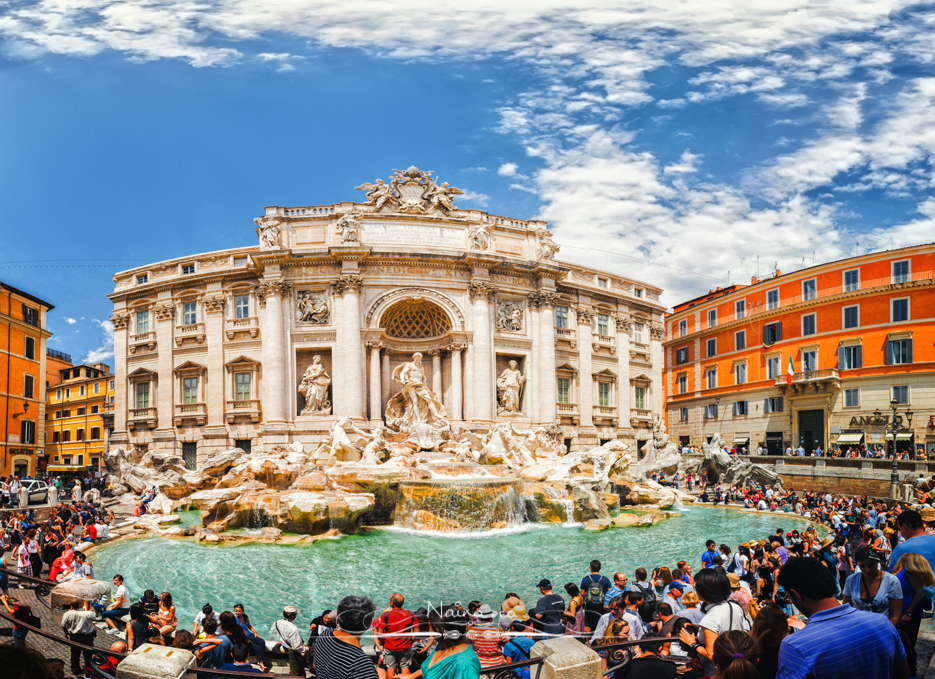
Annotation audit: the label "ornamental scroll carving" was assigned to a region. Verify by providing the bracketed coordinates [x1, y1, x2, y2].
[256, 280, 293, 305]
[203, 296, 227, 314]
[332, 274, 363, 295]
[576, 308, 595, 324]
[110, 314, 129, 330]
[650, 325, 665, 341]
[153, 304, 175, 321]
[468, 281, 496, 301]
[496, 300, 524, 332]
[616, 317, 631, 333]
[528, 291, 557, 309]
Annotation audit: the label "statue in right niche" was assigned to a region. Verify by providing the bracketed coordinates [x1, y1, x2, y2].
[299, 355, 332, 414]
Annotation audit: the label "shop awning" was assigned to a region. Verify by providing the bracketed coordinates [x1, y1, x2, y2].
[836, 433, 864, 445]
[884, 433, 913, 441]
[46, 465, 90, 472]
[732, 437, 750, 444]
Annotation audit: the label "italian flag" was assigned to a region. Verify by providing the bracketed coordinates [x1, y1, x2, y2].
[786, 354, 794, 385]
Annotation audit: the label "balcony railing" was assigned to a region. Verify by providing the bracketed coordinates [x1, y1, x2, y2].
[128, 407, 157, 429]
[226, 316, 260, 339]
[775, 368, 840, 392]
[174, 402, 207, 425]
[128, 331, 156, 355]
[175, 322, 206, 346]
[593, 333, 616, 353]
[226, 399, 261, 423]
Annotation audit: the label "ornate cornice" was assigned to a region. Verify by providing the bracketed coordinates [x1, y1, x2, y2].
[110, 313, 129, 330]
[256, 280, 293, 304]
[449, 342, 467, 352]
[468, 281, 496, 301]
[153, 303, 175, 321]
[365, 339, 384, 350]
[203, 295, 227, 314]
[332, 274, 364, 295]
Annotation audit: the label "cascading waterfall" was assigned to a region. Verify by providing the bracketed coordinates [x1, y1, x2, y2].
[672, 495, 686, 512]
[541, 484, 578, 525]
[394, 478, 526, 532]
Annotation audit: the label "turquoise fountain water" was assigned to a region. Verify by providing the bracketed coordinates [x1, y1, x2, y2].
[91, 507, 813, 632]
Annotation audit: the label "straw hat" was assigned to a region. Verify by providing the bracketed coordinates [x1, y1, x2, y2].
[820, 537, 834, 549]
[508, 605, 530, 622]
[921, 507, 935, 522]
[501, 596, 523, 613]
[727, 573, 742, 590]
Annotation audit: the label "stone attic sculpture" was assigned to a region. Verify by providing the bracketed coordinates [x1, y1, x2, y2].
[468, 222, 491, 251]
[354, 178, 394, 211]
[387, 353, 448, 424]
[335, 211, 362, 244]
[536, 227, 560, 261]
[299, 356, 332, 414]
[254, 217, 282, 248]
[497, 360, 526, 415]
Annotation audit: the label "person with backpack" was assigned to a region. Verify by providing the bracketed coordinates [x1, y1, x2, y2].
[502, 620, 536, 679]
[627, 568, 657, 624]
[579, 560, 611, 633]
[373, 593, 416, 679]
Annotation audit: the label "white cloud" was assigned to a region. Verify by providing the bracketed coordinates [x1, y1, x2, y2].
[663, 150, 700, 175]
[498, 163, 519, 176]
[64, 317, 77, 324]
[458, 189, 490, 207]
[257, 52, 302, 71]
[83, 319, 115, 364]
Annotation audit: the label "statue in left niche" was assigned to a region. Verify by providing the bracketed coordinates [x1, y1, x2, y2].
[335, 210, 362, 244]
[497, 360, 527, 415]
[254, 216, 282, 248]
[299, 355, 332, 414]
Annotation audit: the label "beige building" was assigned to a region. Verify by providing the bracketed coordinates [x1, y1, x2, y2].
[108, 167, 666, 467]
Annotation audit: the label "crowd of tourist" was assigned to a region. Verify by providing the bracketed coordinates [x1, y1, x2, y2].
[7, 481, 935, 678]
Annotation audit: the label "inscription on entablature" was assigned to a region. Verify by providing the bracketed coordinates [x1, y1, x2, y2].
[291, 265, 342, 276]
[368, 265, 470, 279]
[490, 274, 534, 288]
[362, 223, 464, 247]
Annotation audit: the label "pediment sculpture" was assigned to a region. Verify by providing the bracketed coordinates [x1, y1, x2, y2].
[355, 166, 464, 215]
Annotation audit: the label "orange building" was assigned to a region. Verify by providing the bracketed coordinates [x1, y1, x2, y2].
[664, 244, 935, 457]
[0, 281, 54, 478]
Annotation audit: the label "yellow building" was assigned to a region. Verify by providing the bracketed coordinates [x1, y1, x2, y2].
[45, 362, 115, 474]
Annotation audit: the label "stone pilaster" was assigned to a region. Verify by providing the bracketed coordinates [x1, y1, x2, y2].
[110, 313, 129, 442]
[616, 316, 632, 431]
[527, 297, 541, 423]
[381, 349, 391, 414]
[650, 324, 665, 414]
[203, 295, 226, 427]
[449, 343, 465, 422]
[153, 303, 175, 433]
[258, 279, 291, 425]
[469, 281, 495, 421]
[368, 341, 383, 423]
[334, 274, 364, 419]
[576, 307, 596, 440]
[536, 290, 558, 425]
[429, 349, 442, 402]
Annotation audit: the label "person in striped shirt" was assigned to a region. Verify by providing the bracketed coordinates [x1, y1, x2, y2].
[465, 604, 506, 669]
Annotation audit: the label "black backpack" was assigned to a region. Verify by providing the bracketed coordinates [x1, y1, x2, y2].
[634, 582, 657, 623]
[584, 574, 605, 606]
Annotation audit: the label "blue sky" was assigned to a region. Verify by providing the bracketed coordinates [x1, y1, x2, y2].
[1, 1, 933, 365]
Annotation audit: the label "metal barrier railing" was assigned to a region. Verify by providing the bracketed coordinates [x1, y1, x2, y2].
[0, 566, 53, 608]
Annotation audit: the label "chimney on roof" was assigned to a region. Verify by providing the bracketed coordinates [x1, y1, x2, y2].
[751, 276, 757, 284]
[774, 269, 782, 277]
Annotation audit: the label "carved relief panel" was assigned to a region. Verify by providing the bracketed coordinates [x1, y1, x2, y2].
[496, 299, 525, 333]
[295, 290, 331, 325]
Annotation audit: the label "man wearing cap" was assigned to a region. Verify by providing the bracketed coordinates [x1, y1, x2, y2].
[465, 604, 507, 668]
[270, 606, 307, 677]
[532, 579, 566, 637]
[661, 580, 685, 614]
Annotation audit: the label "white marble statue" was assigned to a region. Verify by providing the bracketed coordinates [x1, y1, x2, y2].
[496, 360, 526, 415]
[299, 356, 332, 414]
[354, 178, 394, 210]
[386, 353, 448, 425]
[254, 217, 282, 248]
[424, 181, 463, 213]
[467, 222, 491, 251]
[335, 211, 362, 244]
[535, 227, 560, 261]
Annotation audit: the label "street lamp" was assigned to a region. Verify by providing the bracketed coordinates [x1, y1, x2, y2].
[875, 397, 915, 499]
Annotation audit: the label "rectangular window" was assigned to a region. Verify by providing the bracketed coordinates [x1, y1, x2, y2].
[62, 430, 71, 442]
[109, 380, 115, 391]
[765, 396, 784, 413]
[679, 407, 689, 422]
[893, 386, 909, 404]
[54, 411, 61, 419]
[678, 319, 687, 337]
[136, 382, 150, 409]
[235, 373, 252, 401]
[893, 260, 910, 284]
[706, 368, 717, 390]
[802, 350, 817, 372]
[23, 374, 34, 399]
[94, 382, 100, 394]
[91, 405, 99, 414]
[735, 300, 746, 319]
[65, 388, 70, 398]
[233, 256, 247, 267]
[182, 264, 195, 274]
[76, 407, 85, 416]
[137, 274, 148, 284]
[764, 322, 782, 345]
[845, 389, 859, 407]
[24, 336, 35, 360]
[843, 305, 859, 329]
[62, 409, 70, 417]
[56, 389, 61, 400]
[21, 419, 35, 444]
[704, 404, 718, 419]
[597, 278, 608, 289]
[183, 377, 199, 404]
[634, 288, 643, 298]
[844, 269, 860, 292]
[735, 330, 746, 350]
[598, 382, 611, 407]
[52, 431, 60, 443]
[634, 386, 646, 409]
[735, 363, 747, 385]
[733, 401, 748, 416]
[678, 374, 687, 394]
[802, 313, 816, 336]
[22, 305, 39, 327]
[79, 385, 85, 396]
[136, 310, 150, 333]
[631, 323, 645, 343]
[767, 289, 779, 310]
[555, 306, 569, 329]
[183, 301, 198, 325]
[707, 309, 717, 327]
[886, 338, 913, 365]
[675, 347, 689, 365]
[76, 428, 85, 441]
[767, 356, 780, 379]
[706, 338, 716, 357]
[892, 298, 909, 322]
[556, 378, 571, 404]
[802, 279, 817, 301]
[839, 345, 863, 370]
[597, 314, 610, 336]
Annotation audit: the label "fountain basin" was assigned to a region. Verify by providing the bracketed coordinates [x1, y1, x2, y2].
[394, 478, 525, 532]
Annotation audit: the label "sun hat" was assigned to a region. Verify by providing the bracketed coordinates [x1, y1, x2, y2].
[501, 596, 522, 613]
[921, 507, 935, 522]
[475, 604, 496, 620]
[820, 537, 834, 549]
[283, 606, 299, 615]
[508, 604, 530, 621]
[727, 574, 741, 590]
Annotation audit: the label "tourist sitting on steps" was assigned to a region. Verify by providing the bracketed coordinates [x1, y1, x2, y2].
[95, 574, 130, 634]
[269, 605, 307, 677]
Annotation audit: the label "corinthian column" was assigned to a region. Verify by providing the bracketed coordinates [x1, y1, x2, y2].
[202, 295, 226, 426]
[527, 297, 541, 423]
[335, 274, 364, 419]
[537, 291, 558, 424]
[154, 303, 175, 431]
[449, 344, 464, 421]
[430, 350, 442, 402]
[469, 281, 494, 421]
[259, 279, 291, 423]
[577, 307, 595, 430]
[110, 313, 130, 440]
[368, 341, 382, 423]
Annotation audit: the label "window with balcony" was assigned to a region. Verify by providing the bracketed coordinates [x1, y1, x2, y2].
[235, 373, 252, 401]
[706, 338, 716, 357]
[557, 378, 571, 404]
[735, 330, 746, 351]
[706, 367, 717, 390]
[555, 306, 569, 329]
[802, 313, 816, 336]
[678, 319, 687, 337]
[735, 300, 745, 319]
[767, 289, 779, 310]
[892, 298, 909, 322]
[767, 356, 780, 379]
[886, 338, 912, 365]
[735, 363, 747, 385]
[183, 377, 199, 404]
[598, 382, 611, 407]
[182, 264, 195, 274]
[234, 294, 250, 320]
[845, 389, 859, 407]
[733, 401, 748, 416]
[631, 322, 645, 343]
[634, 386, 646, 409]
[765, 397, 784, 413]
[676, 347, 689, 365]
[678, 374, 687, 394]
[136, 310, 150, 333]
[183, 301, 198, 325]
[23, 374, 34, 399]
[679, 407, 689, 421]
[136, 382, 150, 409]
[844, 269, 860, 292]
[597, 314, 610, 336]
[893, 260, 910, 284]
[893, 386, 909, 404]
[843, 305, 859, 329]
[707, 309, 717, 327]
[763, 322, 782, 345]
[839, 345, 862, 370]
[802, 279, 817, 301]
[24, 336, 35, 360]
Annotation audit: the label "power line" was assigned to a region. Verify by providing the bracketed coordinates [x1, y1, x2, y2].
[0, 265, 131, 269]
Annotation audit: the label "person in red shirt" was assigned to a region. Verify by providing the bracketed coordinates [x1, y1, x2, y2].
[88, 641, 126, 678]
[373, 593, 416, 679]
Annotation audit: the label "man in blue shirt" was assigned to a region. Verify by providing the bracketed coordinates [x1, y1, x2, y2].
[503, 621, 537, 679]
[603, 572, 629, 607]
[890, 510, 935, 574]
[701, 540, 718, 569]
[580, 559, 612, 632]
[776, 556, 908, 679]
